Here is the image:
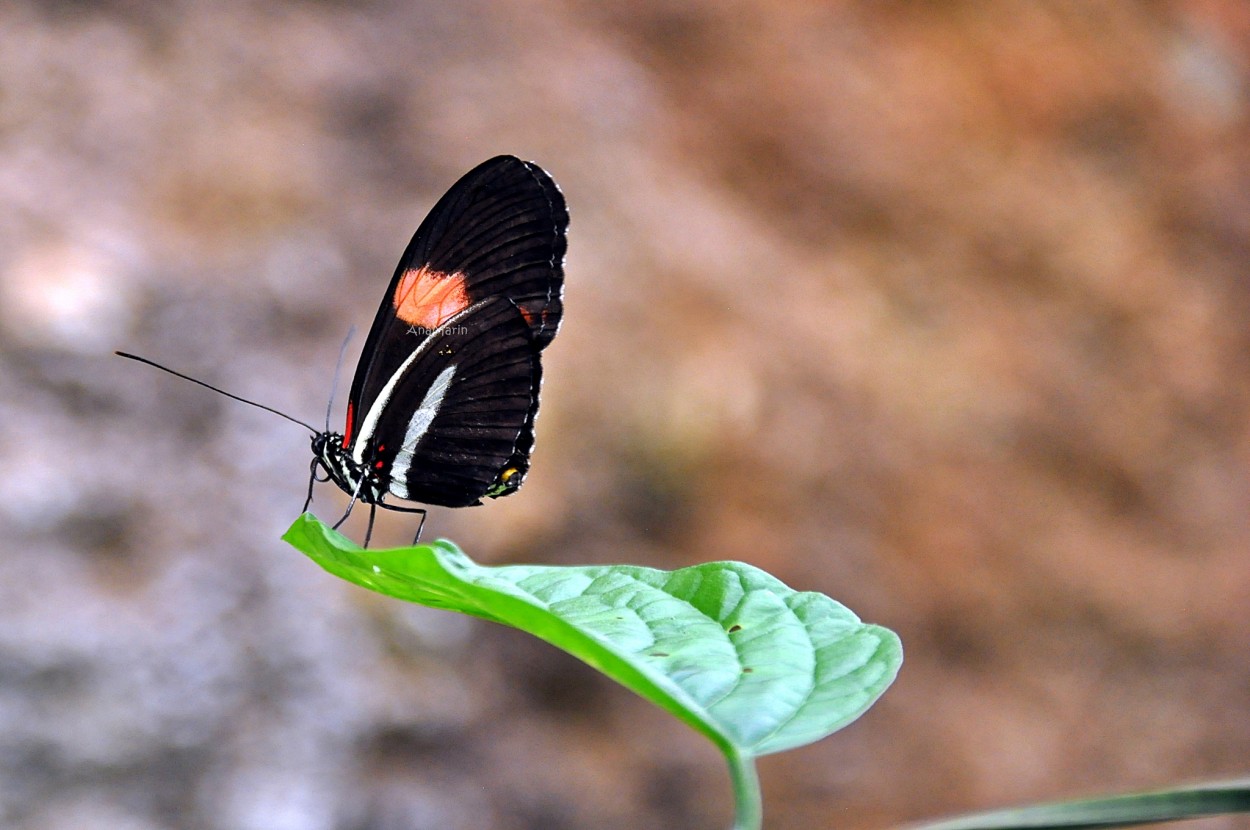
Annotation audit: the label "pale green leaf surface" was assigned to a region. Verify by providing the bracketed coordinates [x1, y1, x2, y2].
[284, 513, 902, 758]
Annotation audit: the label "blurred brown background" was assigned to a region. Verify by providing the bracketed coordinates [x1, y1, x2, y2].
[2, 1, 1248, 828]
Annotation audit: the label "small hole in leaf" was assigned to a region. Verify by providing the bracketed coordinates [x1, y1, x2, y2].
[728, 624, 742, 633]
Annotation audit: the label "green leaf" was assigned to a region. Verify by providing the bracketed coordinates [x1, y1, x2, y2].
[283, 514, 901, 760]
[912, 779, 1250, 830]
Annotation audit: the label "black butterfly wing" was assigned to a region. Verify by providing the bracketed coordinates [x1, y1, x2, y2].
[356, 297, 540, 508]
[344, 156, 567, 452]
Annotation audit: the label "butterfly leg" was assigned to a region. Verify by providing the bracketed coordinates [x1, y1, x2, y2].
[332, 476, 366, 530]
[331, 499, 355, 530]
[363, 502, 377, 549]
[302, 457, 323, 513]
[378, 501, 428, 544]
[410, 509, 427, 545]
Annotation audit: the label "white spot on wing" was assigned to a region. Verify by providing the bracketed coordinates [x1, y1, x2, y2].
[388, 364, 456, 496]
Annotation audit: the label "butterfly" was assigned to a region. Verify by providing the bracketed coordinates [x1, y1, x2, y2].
[119, 155, 567, 546]
[308, 155, 567, 543]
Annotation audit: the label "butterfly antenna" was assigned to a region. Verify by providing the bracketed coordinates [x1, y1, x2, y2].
[326, 326, 356, 433]
[114, 351, 319, 434]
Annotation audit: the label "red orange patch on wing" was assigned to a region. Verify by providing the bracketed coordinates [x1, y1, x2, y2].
[393, 266, 470, 330]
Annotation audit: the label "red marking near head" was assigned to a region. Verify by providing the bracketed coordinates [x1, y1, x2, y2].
[343, 401, 355, 447]
[518, 305, 538, 327]
[393, 266, 469, 330]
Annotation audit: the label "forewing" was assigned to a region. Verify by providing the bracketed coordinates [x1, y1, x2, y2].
[345, 156, 566, 449]
[357, 297, 539, 508]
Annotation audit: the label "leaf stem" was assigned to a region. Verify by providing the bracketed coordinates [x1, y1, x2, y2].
[727, 749, 762, 830]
